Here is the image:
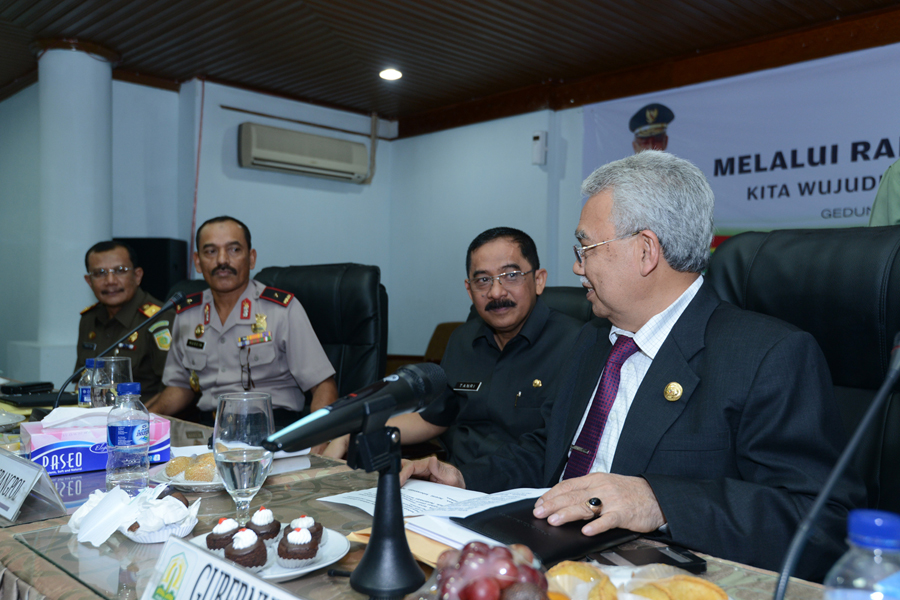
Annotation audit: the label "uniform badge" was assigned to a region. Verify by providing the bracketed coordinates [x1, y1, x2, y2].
[153, 329, 172, 351]
[453, 381, 482, 392]
[204, 303, 210, 325]
[189, 370, 201, 393]
[127, 332, 139, 344]
[241, 299, 251, 319]
[88, 331, 96, 340]
[252, 313, 267, 334]
[664, 382, 683, 402]
[139, 303, 161, 318]
[187, 339, 205, 350]
[195, 324, 205, 338]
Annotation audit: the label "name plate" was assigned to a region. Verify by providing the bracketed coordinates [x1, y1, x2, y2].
[0, 448, 63, 522]
[142, 537, 296, 600]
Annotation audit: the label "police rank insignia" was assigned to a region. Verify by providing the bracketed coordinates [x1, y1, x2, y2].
[240, 299, 251, 319]
[195, 324, 204, 338]
[139, 303, 161, 318]
[252, 313, 267, 334]
[203, 303, 210, 325]
[127, 332, 139, 344]
[189, 370, 200, 393]
[664, 382, 683, 402]
[260, 287, 293, 306]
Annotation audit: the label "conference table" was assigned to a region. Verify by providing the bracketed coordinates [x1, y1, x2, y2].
[0, 419, 825, 600]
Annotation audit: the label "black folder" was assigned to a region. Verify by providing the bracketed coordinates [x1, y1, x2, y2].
[0, 393, 77, 407]
[451, 498, 639, 567]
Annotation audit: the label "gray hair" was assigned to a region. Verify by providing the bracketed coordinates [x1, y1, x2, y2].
[581, 151, 715, 273]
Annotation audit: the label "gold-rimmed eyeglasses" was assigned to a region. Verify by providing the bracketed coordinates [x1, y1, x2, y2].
[88, 266, 133, 279]
[574, 232, 641, 264]
[467, 270, 535, 292]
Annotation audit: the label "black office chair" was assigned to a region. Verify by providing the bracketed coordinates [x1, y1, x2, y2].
[166, 263, 388, 400]
[706, 226, 900, 513]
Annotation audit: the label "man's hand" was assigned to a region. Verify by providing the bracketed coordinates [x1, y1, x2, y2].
[532, 473, 665, 535]
[319, 434, 350, 459]
[398, 456, 466, 488]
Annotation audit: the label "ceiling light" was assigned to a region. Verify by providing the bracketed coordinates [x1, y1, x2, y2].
[380, 69, 402, 80]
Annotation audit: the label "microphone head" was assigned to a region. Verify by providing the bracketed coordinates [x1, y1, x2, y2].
[168, 290, 186, 305]
[395, 363, 449, 408]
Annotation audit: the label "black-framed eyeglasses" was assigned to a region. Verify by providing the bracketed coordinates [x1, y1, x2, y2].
[467, 270, 534, 292]
[88, 266, 132, 279]
[574, 232, 641, 264]
[240, 348, 255, 391]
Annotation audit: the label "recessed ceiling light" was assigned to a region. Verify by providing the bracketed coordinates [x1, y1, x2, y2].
[380, 69, 402, 80]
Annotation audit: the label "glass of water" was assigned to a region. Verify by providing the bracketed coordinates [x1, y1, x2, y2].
[213, 392, 275, 526]
[92, 356, 132, 407]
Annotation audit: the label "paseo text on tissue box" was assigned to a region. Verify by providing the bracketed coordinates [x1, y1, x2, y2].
[20, 415, 171, 476]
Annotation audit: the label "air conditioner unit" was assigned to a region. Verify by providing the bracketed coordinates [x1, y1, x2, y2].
[238, 122, 369, 183]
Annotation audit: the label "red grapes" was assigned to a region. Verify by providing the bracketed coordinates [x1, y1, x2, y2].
[436, 543, 548, 600]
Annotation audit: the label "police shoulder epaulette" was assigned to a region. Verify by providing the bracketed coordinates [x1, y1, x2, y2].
[260, 287, 294, 307]
[176, 292, 203, 314]
[80, 302, 99, 315]
[138, 302, 161, 318]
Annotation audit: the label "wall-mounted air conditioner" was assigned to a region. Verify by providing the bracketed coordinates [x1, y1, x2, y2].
[238, 122, 368, 184]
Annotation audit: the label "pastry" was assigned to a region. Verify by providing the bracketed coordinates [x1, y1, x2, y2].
[184, 460, 217, 482]
[288, 514, 323, 544]
[247, 506, 281, 545]
[225, 528, 268, 572]
[165, 456, 192, 477]
[546, 561, 615, 600]
[157, 487, 189, 507]
[276, 527, 318, 568]
[207, 517, 240, 553]
[632, 575, 726, 600]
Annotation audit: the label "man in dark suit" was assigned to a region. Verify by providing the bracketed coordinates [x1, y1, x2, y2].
[401, 151, 864, 581]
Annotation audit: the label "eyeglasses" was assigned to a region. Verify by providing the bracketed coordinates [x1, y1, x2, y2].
[467, 270, 534, 292]
[88, 266, 132, 279]
[573, 232, 641, 264]
[240, 348, 255, 391]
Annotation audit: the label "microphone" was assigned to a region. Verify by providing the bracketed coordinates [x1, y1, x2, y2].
[772, 332, 900, 600]
[263, 363, 450, 453]
[53, 291, 187, 409]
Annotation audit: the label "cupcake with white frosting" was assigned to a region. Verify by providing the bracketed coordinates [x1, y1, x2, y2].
[246, 506, 281, 547]
[276, 527, 319, 568]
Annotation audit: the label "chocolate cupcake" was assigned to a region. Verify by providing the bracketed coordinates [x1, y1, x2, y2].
[207, 517, 239, 554]
[288, 515, 323, 545]
[225, 529, 268, 573]
[276, 527, 318, 568]
[247, 506, 281, 546]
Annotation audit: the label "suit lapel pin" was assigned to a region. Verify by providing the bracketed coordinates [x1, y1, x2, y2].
[664, 382, 683, 402]
[532, 379, 542, 388]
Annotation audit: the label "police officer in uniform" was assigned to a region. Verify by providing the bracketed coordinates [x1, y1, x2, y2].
[76, 241, 172, 397]
[147, 216, 338, 432]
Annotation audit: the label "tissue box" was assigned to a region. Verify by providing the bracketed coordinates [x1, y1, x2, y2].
[20, 415, 171, 476]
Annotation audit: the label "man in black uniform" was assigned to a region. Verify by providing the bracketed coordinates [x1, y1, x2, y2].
[392, 227, 582, 466]
[76, 241, 173, 397]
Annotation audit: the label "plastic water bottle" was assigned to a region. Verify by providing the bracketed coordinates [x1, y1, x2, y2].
[77, 359, 94, 408]
[106, 382, 150, 495]
[824, 509, 900, 600]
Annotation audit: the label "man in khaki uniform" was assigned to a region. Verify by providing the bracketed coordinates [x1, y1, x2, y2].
[148, 216, 337, 430]
[76, 241, 173, 397]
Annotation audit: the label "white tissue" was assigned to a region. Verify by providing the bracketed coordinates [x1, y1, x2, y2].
[42, 407, 112, 428]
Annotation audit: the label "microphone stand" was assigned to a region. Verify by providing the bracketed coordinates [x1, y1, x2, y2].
[53, 292, 185, 409]
[773, 333, 900, 600]
[346, 397, 425, 599]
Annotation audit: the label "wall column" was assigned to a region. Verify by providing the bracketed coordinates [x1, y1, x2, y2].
[7, 41, 117, 385]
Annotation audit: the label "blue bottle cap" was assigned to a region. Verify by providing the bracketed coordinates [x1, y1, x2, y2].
[116, 382, 141, 395]
[848, 509, 900, 549]
[85, 358, 94, 368]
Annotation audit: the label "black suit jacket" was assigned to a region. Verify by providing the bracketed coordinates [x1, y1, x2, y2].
[459, 282, 865, 581]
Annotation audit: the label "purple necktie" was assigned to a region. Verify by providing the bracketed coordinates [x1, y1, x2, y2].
[563, 335, 639, 480]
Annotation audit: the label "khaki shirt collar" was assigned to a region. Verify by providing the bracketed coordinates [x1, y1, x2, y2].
[204, 280, 263, 334]
[97, 288, 148, 327]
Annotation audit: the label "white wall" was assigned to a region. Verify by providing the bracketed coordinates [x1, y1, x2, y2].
[0, 85, 41, 379]
[180, 81, 396, 290]
[388, 108, 587, 354]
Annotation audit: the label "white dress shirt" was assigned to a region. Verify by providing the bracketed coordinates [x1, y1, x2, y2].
[565, 275, 704, 476]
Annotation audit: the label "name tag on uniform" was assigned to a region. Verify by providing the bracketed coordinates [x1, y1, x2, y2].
[454, 381, 481, 392]
[81, 342, 96, 350]
[238, 332, 273, 348]
[187, 339, 205, 350]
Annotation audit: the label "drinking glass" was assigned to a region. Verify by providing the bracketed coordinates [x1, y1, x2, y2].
[91, 356, 133, 407]
[213, 392, 275, 525]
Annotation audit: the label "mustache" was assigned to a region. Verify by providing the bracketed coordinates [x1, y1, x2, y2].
[485, 299, 516, 311]
[213, 264, 237, 275]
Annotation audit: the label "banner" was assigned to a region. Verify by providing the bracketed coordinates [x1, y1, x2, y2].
[583, 42, 900, 235]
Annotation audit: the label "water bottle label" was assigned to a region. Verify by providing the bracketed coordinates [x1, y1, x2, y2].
[78, 386, 91, 407]
[108, 423, 149, 447]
